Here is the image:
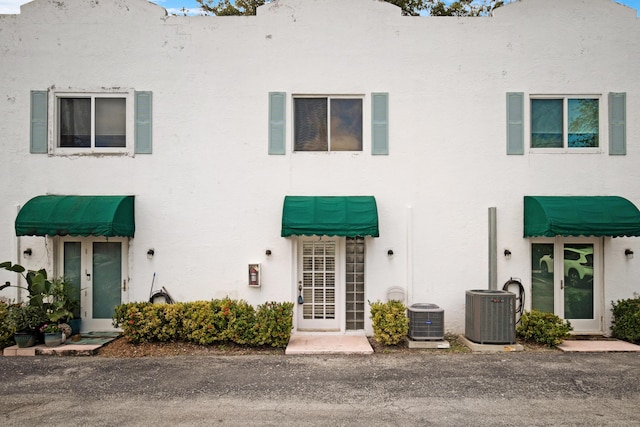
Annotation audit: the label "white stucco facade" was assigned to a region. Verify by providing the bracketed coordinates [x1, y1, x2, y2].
[1, 0, 639, 335]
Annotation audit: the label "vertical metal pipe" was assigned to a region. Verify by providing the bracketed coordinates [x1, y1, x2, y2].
[488, 207, 497, 290]
[14, 204, 22, 302]
[406, 205, 413, 305]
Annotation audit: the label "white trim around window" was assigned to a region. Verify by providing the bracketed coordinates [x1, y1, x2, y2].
[292, 94, 365, 153]
[528, 94, 603, 154]
[51, 89, 135, 156]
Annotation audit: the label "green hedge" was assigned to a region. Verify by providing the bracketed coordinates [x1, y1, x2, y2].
[113, 299, 294, 348]
[0, 301, 15, 349]
[516, 310, 572, 347]
[611, 297, 640, 344]
[369, 299, 409, 345]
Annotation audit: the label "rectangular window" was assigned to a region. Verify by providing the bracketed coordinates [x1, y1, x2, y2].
[531, 96, 599, 150]
[294, 96, 363, 152]
[57, 93, 128, 152]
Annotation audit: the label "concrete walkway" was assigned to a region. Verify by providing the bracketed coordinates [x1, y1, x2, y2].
[3, 331, 119, 357]
[285, 333, 373, 355]
[5, 332, 640, 356]
[558, 339, 640, 352]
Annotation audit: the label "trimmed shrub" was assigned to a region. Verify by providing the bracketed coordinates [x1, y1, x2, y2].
[182, 300, 227, 345]
[113, 299, 294, 348]
[369, 300, 409, 345]
[516, 310, 572, 347]
[0, 300, 15, 349]
[611, 297, 640, 344]
[254, 301, 294, 348]
[223, 299, 257, 345]
[113, 302, 153, 344]
[157, 303, 185, 342]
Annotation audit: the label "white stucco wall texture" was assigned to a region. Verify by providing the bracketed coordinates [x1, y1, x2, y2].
[1, 0, 639, 335]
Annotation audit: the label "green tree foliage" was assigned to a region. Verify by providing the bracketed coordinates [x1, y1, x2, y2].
[195, 0, 511, 17]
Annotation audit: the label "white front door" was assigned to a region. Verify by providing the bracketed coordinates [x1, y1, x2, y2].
[297, 238, 341, 331]
[59, 237, 128, 332]
[531, 237, 602, 333]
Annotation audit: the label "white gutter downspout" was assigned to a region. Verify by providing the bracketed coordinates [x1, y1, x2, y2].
[14, 204, 22, 302]
[407, 205, 413, 305]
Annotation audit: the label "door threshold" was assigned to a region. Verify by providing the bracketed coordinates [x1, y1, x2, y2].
[569, 331, 606, 337]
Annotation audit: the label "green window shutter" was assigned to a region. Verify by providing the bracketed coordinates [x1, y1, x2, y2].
[30, 90, 48, 154]
[506, 92, 524, 155]
[135, 91, 153, 154]
[371, 92, 389, 155]
[609, 92, 626, 155]
[269, 92, 286, 155]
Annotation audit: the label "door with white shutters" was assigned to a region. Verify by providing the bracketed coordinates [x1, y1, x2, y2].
[297, 238, 341, 331]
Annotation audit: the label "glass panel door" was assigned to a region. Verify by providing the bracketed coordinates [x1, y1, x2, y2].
[531, 238, 601, 333]
[60, 237, 126, 332]
[562, 242, 599, 331]
[92, 242, 122, 319]
[63, 242, 82, 319]
[531, 243, 554, 313]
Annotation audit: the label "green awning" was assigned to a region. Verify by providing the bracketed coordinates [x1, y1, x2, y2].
[282, 196, 379, 237]
[524, 196, 640, 237]
[15, 195, 135, 237]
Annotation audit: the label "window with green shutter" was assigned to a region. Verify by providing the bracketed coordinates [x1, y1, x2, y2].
[269, 92, 286, 155]
[31, 89, 152, 155]
[506, 92, 524, 155]
[30, 90, 48, 154]
[371, 93, 389, 155]
[608, 92, 626, 155]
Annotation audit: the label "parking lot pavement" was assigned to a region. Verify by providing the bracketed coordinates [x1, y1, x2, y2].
[1, 352, 639, 426]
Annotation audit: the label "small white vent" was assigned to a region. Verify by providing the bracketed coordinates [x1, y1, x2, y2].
[408, 303, 444, 340]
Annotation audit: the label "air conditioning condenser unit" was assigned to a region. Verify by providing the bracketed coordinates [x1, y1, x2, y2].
[465, 290, 516, 344]
[408, 303, 444, 340]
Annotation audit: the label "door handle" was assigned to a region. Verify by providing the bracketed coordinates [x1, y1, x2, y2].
[560, 279, 564, 290]
[85, 269, 91, 281]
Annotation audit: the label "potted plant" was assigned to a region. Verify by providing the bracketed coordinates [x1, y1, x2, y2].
[40, 322, 63, 347]
[1, 261, 80, 335]
[5, 303, 48, 348]
[45, 277, 78, 324]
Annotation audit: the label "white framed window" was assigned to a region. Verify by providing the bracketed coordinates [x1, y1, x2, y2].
[530, 95, 601, 153]
[293, 96, 363, 152]
[53, 90, 134, 155]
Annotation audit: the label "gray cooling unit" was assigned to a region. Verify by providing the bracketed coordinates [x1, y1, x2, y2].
[408, 303, 444, 340]
[465, 290, 516, 344]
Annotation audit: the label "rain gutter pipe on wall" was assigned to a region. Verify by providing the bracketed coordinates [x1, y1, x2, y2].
[488, 207, 497, 290]
[14, 204, 22, 302]
[407, 205, 413, 305]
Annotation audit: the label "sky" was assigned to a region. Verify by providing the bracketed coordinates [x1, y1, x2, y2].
[1, 0, 640, 15]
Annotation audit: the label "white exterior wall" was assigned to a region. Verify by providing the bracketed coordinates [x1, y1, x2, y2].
[1, 0, 639, 335]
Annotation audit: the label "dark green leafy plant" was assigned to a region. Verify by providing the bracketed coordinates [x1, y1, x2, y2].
[0, 261, 77, 323]
[516, 310, 572, 347]
[369, 300, 409, 345]
[5, 303, 49, 333]
[0, 300, 15, 348]
[112, 299, 294, 348]
[254, 301, 294, 348]
[610, 297, 640, 344]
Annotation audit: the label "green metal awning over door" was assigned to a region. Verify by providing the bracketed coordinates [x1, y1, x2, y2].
[524, 196, 640, 237]
[15, 195, 135, 237]
[282, 196, 379, 237]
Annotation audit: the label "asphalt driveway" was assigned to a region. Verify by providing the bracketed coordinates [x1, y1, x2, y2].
[1, 352, 639, 426]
